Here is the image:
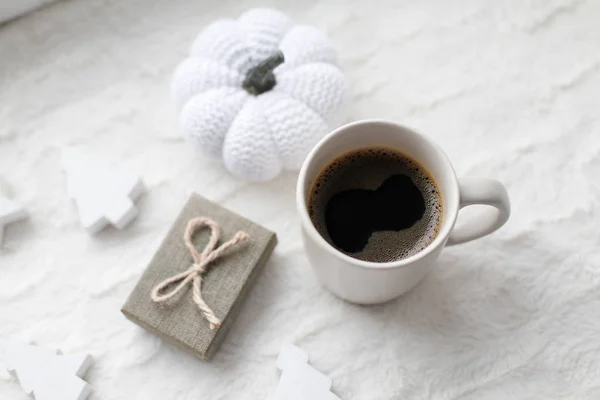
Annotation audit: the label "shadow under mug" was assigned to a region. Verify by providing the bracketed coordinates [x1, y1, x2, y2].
[296, 120, 511, 304]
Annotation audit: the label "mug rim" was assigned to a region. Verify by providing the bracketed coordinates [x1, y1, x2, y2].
[296, 119, 460, 270]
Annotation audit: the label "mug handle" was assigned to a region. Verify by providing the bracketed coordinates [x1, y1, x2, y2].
[447, 178, 511, 246]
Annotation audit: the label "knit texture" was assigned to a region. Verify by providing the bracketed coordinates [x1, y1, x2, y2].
[172, 8, 347, 182]
[4, 1, 600, 398]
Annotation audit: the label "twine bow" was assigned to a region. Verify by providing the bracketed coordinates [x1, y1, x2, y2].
[150, 217, 249, 330]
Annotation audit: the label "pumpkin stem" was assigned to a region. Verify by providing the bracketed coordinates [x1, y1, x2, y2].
[242, 51, 285, 95]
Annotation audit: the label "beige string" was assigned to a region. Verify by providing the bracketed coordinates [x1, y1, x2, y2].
[150, 217, 249, 330]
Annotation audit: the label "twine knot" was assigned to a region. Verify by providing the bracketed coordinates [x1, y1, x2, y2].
[150, 217, 249, 330]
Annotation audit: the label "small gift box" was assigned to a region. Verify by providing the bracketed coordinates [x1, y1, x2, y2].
[121, 193, 277, 360]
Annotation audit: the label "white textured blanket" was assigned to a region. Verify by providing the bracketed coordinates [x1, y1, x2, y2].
[0, 0, 58, 24]
[1, 0, 599, 399]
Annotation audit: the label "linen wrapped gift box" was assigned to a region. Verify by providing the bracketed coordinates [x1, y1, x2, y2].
[122, 194, 277, 360]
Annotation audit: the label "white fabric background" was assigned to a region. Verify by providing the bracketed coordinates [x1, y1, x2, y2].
[0, 0, 58, 24]
[1, 0, 600, 399]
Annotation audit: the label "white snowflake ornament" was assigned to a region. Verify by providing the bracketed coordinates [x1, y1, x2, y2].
[172, 8, 347, 181]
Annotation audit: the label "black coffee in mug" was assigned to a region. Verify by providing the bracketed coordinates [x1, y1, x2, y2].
[308, 147, 443, 263]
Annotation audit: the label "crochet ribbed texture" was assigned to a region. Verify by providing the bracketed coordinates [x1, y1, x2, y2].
[172, 8, 347, 181]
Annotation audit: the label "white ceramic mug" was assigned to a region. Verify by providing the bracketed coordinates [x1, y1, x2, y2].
[296, 120, 511, 304]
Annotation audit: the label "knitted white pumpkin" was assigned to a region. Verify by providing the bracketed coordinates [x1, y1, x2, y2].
[172, 8, 347, 181]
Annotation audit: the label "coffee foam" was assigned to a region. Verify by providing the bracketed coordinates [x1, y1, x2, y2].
[308, 148, 443, 263]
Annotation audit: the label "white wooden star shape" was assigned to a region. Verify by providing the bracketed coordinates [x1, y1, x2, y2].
[0, 195, 28, 246]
